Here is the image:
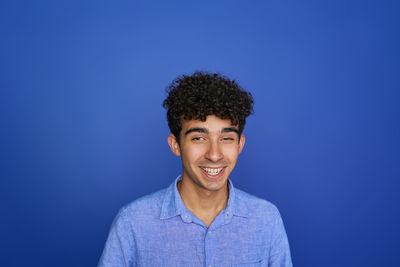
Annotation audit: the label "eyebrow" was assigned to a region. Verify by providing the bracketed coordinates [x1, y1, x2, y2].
[184, 127, 239, 136]
[184, 127, 208, 135]
[221, 127, 240, 134]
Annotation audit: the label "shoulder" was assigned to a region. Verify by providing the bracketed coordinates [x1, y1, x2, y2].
[116, 188, 167, 222]
[234, 188, 281, 219]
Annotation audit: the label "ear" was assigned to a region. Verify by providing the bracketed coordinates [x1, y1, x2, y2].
[238, 134, 246, 154]
[168, 133, 181, 156]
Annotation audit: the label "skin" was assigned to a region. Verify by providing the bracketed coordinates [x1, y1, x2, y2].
[168, 115, 245, 227]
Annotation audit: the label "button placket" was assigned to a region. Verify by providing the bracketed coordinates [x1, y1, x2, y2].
[205, 228, 214, 267]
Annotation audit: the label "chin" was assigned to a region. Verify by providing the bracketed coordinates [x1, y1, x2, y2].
[199, 176, 229, 192]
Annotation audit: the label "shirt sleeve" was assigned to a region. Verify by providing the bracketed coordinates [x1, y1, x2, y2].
[98, 207, 137, 267]
[268, 209, 293, 267]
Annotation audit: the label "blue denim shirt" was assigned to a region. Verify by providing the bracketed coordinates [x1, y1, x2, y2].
[98, 177, 292, 267]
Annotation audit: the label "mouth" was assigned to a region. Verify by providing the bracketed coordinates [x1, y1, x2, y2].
[200, 167, 226, 178]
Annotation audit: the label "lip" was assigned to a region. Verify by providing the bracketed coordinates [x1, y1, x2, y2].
[199, 166, 226, 180]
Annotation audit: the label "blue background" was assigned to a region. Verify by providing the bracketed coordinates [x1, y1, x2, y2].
[1, 0, 399, 266]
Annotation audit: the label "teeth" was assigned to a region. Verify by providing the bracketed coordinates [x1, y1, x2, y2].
[202, 167, 223, 175]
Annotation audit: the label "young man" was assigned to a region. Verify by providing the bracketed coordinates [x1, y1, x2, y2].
[99, 72, 292, 266]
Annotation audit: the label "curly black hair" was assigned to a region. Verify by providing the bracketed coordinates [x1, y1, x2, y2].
[163, 71, 254, 142]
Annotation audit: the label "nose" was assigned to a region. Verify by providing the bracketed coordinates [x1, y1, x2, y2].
[205, 140, 223, 162]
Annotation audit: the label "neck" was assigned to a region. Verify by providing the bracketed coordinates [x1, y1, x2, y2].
[177, 177, 228, 227]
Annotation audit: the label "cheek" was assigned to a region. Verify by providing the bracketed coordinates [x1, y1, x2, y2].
[222, 146, 240, 160]
[182, 146, 205, 162]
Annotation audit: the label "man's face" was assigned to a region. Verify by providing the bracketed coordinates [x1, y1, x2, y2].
[168, 115, 245, 193]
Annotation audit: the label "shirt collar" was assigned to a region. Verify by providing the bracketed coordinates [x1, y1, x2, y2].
[160, 176, 249, 223]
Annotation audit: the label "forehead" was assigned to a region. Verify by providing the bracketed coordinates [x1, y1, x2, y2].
[181, 115, 237, 132]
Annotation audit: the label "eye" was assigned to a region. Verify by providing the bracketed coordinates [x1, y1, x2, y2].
[192, 137, 205, 141]
[222, 137, 235, 142]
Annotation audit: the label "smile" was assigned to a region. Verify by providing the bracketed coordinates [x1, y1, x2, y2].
[201, 167, 224, 176]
